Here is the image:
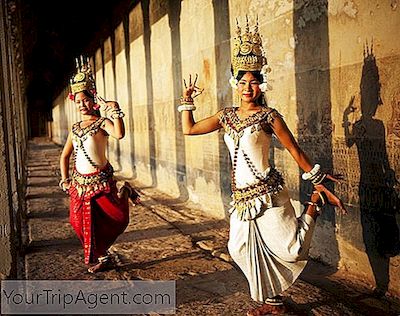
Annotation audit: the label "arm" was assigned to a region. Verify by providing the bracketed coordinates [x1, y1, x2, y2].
[270, 113, 313, 172]
[182, 110, 222, 135]
[97, 96, 125, 139]
[101, 117, 125, 139]
[343, 96, 356, 147]
[270, 113, 347, 213]
[180, 73, 222, 135]
[59, 132, 73, 190]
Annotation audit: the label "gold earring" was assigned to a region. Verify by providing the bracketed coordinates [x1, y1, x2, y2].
[235, 90, 241, 106]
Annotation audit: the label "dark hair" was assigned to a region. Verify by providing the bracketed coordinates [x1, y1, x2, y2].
[235, 70, 264, 83]
[74, 90, 94, 101]
[74, 90, 100, 116]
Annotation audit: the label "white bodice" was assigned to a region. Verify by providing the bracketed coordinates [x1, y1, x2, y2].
[71, 117, 108, 174]
[219, 106, 278, 189]
[219, 106, 285, 221]
[224, 127, 272, 188]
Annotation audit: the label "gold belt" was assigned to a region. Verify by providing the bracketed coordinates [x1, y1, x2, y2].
[72, 164, 113, 185]
[232, 168, 284, 203]
[71, 164, 114, 196]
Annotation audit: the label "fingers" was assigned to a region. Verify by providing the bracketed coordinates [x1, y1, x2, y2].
[97, 96, 108, 108]
[332, 174, 345, 180]
[339, 200, 348, 215]
[192, 88, 204, 98]
[325, 174, 340, 183]
[335, 196, 347, 214]
[315, 184, 348, 215]
[97, 95, 105, 103]
[184, 74, 199, 88]
[349, 95, 355, 106]
[96, 97, 119, 112]
[183, 74, 204, 98]
[62, 183, 70, 193]
[323, 173, 345, 184]
[332, 196, 347, 215]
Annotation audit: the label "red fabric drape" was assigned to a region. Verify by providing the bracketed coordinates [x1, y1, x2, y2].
[69, 167, 129, 264]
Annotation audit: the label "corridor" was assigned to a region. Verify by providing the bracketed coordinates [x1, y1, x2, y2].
[1, 0, 399, 314]
[23, 138, 400, 315]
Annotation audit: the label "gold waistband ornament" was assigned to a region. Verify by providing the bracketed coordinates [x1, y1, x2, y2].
[69, 55, 97, 101]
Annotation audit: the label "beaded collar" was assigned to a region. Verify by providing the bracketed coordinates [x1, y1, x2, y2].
[72, 117, 106, 140]
[219, 107, 280, 145]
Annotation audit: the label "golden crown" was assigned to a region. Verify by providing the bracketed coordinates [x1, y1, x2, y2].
[69, 55, 96, 97]
[231, 16, 267, 78]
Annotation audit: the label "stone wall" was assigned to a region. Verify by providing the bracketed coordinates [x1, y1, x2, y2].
[0, 0, 28, 279]
[51, 0, 400, 297]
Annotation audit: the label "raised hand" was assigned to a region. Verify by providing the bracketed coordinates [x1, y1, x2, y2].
[343, 96, 356, 128]
[97, 95, 120, 113]
[183, 74, 204, 99]
[343, 96, 356, 117]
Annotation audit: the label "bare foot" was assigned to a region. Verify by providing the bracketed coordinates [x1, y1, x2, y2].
[87, 257, 113, 273]
[247, 303, 286, 316]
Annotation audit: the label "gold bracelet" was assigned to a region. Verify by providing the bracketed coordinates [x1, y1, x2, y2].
[180, 96, 194, 105]
[110, 109, 125, 119]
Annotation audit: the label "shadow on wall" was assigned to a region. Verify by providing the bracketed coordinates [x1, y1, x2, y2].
[343, 43, 400, 296]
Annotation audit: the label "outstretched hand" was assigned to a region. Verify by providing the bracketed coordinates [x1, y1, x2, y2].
[97, 95, 120, 112]
[183, 74, 204, 99]
[325, 174, 344, 183]
[314, 174, 347, 214]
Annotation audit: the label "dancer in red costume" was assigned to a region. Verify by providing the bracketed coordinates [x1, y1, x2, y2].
[59, 56, 140, 273]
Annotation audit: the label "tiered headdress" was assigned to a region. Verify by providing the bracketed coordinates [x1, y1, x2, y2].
[69, 55, 96, 100]
[231, 16, 267, 78]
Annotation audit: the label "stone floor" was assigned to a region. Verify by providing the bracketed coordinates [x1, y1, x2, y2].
[22, 137, 400, 315]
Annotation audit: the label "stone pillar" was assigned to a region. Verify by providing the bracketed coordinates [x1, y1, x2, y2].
[0, 0, 27, 279]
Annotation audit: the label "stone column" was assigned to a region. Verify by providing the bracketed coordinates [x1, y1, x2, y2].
[0, 0, 27, 279]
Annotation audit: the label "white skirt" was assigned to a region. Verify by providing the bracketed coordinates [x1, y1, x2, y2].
[227, 188, 315, 301]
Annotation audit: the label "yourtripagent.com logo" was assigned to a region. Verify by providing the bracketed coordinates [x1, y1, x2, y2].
[1, 280, 175, 314]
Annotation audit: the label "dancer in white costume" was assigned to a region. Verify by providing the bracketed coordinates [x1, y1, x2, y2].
[179, 18, 347, 315]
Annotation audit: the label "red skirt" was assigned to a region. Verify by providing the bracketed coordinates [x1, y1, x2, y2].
[68, 163, 129, 264]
